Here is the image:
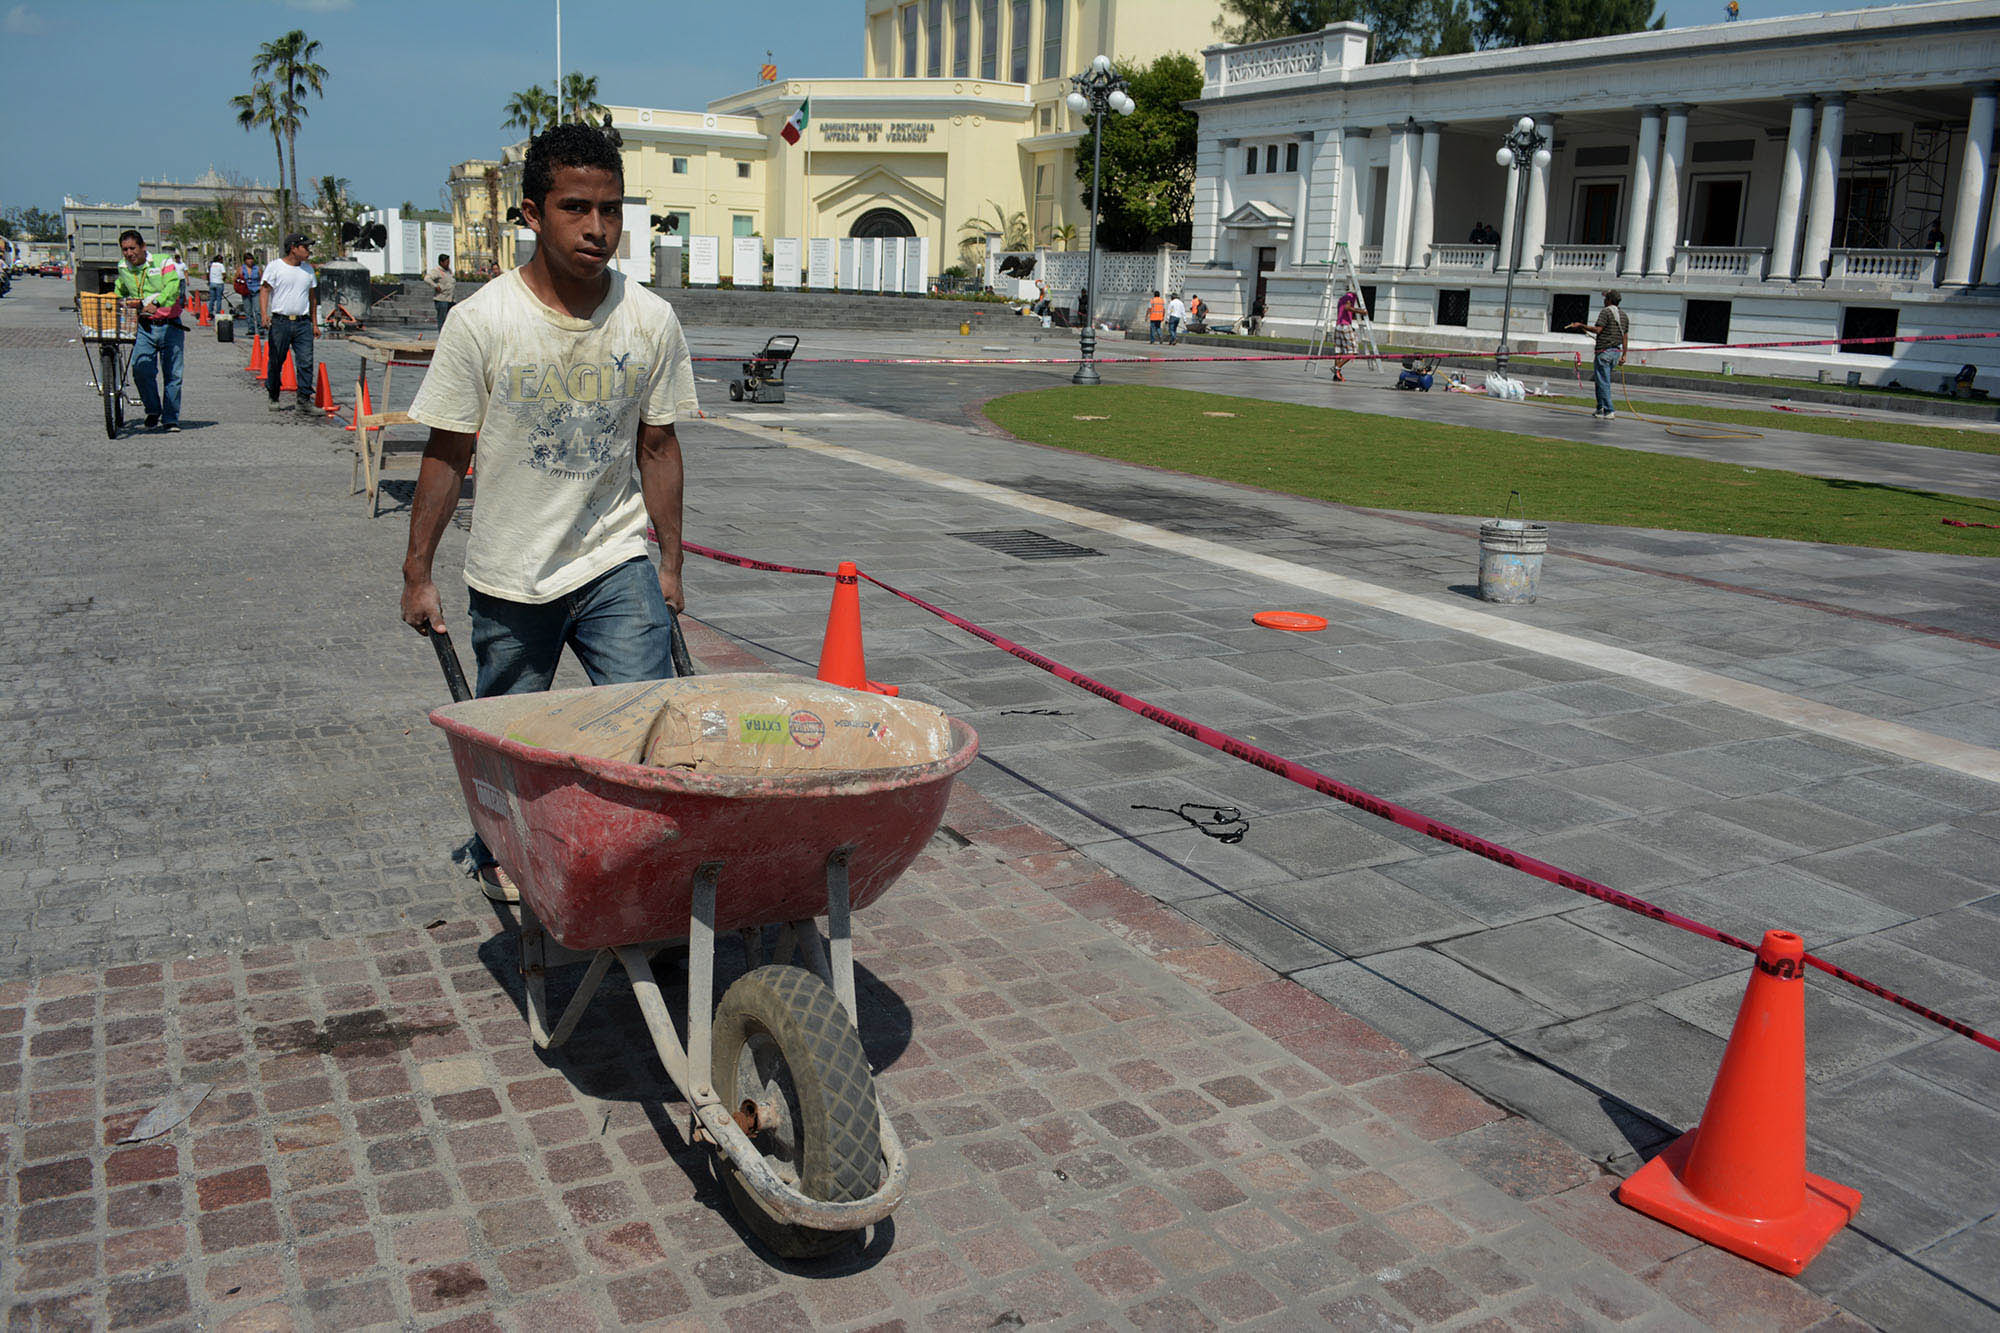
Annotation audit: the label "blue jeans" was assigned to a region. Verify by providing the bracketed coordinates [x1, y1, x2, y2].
[1167, 316, 1181, 344]
[131, 321, 184, 425]
[208, 284, 225, 316]
[1148, 319, 1161, 343]
[266, 315, 314, 402]
[241, 293, 259, 339]
[465, 556, 681, 867]
[1594, 347, 1622, 414]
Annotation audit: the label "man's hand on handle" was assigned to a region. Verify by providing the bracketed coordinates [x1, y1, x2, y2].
[401, 576, 446, 635]
[658, 565, 685, 614]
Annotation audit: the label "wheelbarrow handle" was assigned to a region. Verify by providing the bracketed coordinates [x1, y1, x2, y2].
[428, 630, 474, 703]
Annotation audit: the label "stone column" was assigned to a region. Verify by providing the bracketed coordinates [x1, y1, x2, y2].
[1216, 138, 1237, 239]
[1986, 150, 2000, 285]
[1944, 86, 1996, 285]
[1291, 133, 1316, 266]
[1622, 107, 1660, 276]
[1409, 123, 1441, 271]
[1383, 122, 1415, 268]
[1768, 97, 1817, 281]
[1497, 164, 1521, 272]
[1646, 104, 1688, 275]
[1522, 114, 1555, 271]
[1340, 127, 1371, 257]
[1799, 94, 1847, 282]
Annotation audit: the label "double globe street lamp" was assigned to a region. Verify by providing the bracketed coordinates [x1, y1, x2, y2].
[1065, 54, 1136, 385]
[1493, 115, 1552, 381]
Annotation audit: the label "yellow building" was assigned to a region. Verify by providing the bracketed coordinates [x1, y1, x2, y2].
[446, 158, 507, 273]
[478, 0, 1221, 281]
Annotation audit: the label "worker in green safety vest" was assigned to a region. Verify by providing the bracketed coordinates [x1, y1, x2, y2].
[114, 228, 186, 432]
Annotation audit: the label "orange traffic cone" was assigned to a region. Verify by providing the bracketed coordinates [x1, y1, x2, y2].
[314, 362, 338, 414]
[1618, 930, 1860, 1275]
[280, 351, 298, 393]
[196, 295, 211, 327]
[344, 375, 373, 431]
[246, 334, 265, 376]
[815, 562, 899, 696]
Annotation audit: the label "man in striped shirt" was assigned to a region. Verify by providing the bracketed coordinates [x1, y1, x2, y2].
[1569, 289, 1630, 419]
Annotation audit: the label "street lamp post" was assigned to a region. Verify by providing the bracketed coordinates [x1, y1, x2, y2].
[1066, 55, 1135, 386]
[1493, 116, 1552, 381]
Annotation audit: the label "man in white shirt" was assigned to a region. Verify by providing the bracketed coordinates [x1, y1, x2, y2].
[1166, 293, 1187, 345]
[425, 253, 456, 326]
[207, 255, 226, 319]
[258, 233, 320, 413]
[400, 123, 698, 901]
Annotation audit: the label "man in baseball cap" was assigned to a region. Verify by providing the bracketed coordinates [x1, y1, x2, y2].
[259, 232, 320, 414]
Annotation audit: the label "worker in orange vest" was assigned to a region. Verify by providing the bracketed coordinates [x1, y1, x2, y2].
[1146, 290, 1166, 343]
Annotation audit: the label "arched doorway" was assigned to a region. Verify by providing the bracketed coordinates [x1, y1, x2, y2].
[850, 208, 916, 239]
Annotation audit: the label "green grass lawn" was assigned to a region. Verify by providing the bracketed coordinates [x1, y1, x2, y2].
[981, 385, 2000, 558]
[1534, 394, 2000, 455]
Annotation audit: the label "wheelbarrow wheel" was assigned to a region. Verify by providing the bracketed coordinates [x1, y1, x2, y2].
[728, 380, 743, 401]
[712, 963, 882, 1258]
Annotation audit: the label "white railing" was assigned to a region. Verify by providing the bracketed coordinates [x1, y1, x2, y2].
[1357, 244, 1383, 271]
[1217, 34, 1325, 89]
[1828, 248, 1940, 285]
[1674, 246, 1768, 281]
[1542, 245, 1622, 274]
[1431, 244, 1495, 271]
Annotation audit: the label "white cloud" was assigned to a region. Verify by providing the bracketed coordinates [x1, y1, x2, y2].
[4, 4, 47, 34]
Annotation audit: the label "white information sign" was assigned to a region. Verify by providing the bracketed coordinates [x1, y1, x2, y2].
[423, 222, 455, 271]
[731, 236, 763, 285]
[688, 235, 720, 286]
[905, 236, 927, 292]
[807, 238, 834, 288]
[398, 220, 424, 275]
[881, 238, 904, 294]
[772, 237, 801, 289]
[836, 238, 858, 291]
[857, 238, 880, 293]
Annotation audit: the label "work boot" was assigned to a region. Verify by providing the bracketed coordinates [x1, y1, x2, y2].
[268, 397, 290, 412]
[144, 413, 159, 428]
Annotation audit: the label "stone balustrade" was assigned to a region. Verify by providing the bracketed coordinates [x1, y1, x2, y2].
[1675, 246, 1770, 281]
[1828, 248, 1942, 285]
[1357, 244, 1383, 270]
[1542, 245, 1623, 274]
[1432, 244, 1496, 271]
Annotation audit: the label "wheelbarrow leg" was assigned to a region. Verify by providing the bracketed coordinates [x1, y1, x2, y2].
[520, 903, 613, 1050]
[788, 848, 860, 1023]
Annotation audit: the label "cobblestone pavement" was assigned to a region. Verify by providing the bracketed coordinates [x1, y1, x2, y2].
[2, 282, 1995, 1325]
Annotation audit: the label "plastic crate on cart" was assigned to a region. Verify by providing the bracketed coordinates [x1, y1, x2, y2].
[78, 292, 131, 337]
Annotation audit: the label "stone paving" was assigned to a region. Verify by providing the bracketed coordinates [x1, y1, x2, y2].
[2, 281, 1996, 1326]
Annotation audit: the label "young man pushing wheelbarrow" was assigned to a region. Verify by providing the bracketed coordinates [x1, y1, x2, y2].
[399, 122, 699, 902]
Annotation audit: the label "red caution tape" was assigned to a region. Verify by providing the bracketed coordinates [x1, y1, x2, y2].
[683, 540, 2000, 1055]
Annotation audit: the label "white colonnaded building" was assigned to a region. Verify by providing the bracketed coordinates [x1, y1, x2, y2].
[1188, 1, 2000, 384]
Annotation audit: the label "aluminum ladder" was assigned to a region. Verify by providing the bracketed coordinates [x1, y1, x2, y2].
[1305, 242, 1379, 371]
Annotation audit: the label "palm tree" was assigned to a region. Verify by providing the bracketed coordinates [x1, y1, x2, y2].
[251, 29, 329, 240]
[312, 175, 358, 257]
[503, 85, 558, 140]
[958, 199, 1030, 252]
[230, 81, 287, 234]
[1049, 222, 1079, 250]
[560, 72, 607, 125]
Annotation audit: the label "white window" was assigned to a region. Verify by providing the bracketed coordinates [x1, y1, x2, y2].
[736, 162, 751, 179]
[1040, 0, 1064, 79]
[733, 215, 755, 238]
[672, 157, 688, 174]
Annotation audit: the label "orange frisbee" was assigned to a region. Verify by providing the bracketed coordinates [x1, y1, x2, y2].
[1252, 611, 1328, 632]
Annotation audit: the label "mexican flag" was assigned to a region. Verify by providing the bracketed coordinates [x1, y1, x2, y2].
[780, 98, 810, 145]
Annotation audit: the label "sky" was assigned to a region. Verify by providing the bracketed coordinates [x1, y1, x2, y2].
[0, 0, 1910, 221]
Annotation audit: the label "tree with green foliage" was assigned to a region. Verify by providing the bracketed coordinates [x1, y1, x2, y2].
[1473, 0, 1661, 48]
[2, 206, 65, 239]
[251, 30, 329, 239]
[231, 80, 288, 229]
[561, 72, 609, 125]
[958, 199, 1030, 265]
[1074, 53, 1204, 252]
[504, 85, 560, 140]
[1214, 0, 1473, 60]
[312, 175, 363, 257]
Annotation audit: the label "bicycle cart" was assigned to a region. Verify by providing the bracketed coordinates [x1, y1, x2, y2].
[430, 671, 979, 1257]
[78, 292, 138, 439]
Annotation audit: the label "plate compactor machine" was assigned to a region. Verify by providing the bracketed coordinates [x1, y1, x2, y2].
[728, 334, 799, 404]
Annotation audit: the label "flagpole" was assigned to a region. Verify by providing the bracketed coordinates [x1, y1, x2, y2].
[554, 0, 563, 116]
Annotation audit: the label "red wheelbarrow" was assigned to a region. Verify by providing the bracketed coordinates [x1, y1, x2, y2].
[430, 671, 979, 1256]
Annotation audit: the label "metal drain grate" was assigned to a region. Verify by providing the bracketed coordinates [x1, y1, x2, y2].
[951, 529, 1104, 560]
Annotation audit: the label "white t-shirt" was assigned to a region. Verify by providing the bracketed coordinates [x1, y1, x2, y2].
[1167, 298, 1186, 321]
[262, 259, 317, 316]
[407, 268, 699, 604]
[208, 260, 225, 285]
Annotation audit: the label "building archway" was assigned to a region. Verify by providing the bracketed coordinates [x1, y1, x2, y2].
[850, 207, 916, 239]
